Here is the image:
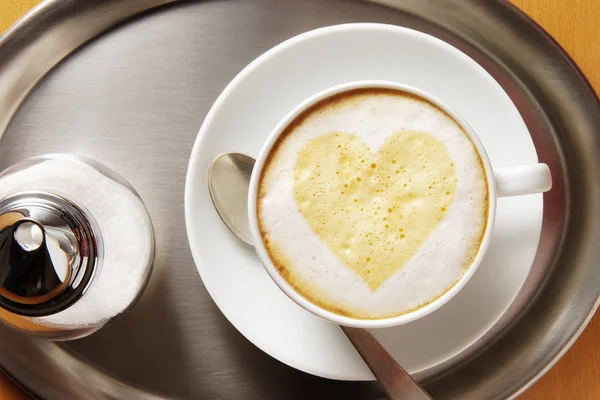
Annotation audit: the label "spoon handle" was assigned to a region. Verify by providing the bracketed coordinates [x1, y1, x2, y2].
[341, 327, 433, 400]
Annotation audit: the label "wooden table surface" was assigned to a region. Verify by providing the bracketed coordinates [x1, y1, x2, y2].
[1, 0, 599, 399]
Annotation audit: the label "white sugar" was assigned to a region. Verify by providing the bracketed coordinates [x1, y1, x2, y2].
[0, 157, 153, 331]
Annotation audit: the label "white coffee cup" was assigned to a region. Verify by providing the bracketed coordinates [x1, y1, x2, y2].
[248, 80, 552, 328]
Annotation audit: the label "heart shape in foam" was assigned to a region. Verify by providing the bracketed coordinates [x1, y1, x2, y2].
[294, 131, 456, 291]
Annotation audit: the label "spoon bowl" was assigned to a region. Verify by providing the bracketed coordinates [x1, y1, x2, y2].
[208, 153, 255, 245]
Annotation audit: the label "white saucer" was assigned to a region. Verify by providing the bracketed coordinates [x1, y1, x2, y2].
[185, 23, 542, 381]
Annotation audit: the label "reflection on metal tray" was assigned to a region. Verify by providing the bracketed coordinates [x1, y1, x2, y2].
[0, 0, 598, 399]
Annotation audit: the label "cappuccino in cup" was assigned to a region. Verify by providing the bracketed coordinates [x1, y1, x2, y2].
[256, 88, 488, 320]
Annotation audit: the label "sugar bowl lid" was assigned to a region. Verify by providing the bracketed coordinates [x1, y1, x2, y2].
[0, 191, 99, 317]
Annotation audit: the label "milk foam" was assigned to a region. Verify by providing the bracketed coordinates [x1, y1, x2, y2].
[258, 89, 488, 319]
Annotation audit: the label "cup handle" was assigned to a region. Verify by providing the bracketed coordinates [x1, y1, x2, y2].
[493, 164, 552, 198]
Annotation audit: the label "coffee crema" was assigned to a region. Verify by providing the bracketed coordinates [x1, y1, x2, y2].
[258, 89, 488, 319]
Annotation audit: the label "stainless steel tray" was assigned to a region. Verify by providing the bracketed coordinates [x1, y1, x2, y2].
[0, 1, 598, 399]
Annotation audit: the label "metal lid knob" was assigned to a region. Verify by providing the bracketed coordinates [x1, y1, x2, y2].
[0, 192, 99, 316]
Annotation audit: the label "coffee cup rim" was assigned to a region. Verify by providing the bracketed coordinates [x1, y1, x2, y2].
[248, 80, 497, 329]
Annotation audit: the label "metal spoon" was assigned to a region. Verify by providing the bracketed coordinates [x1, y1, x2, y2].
[208, 152, 432, 400]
